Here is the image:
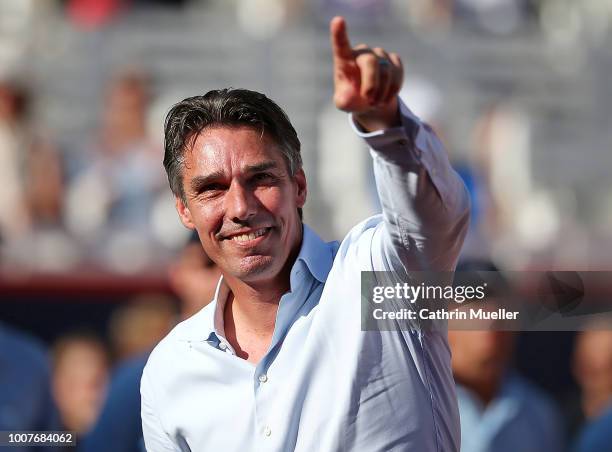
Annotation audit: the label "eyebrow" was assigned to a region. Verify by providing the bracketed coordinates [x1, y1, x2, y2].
[189, 161, 279, 193]
[190, 171, 225, 193]
[243, 161, 278, 174]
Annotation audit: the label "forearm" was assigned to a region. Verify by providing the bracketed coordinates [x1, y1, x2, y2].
[353, 98, 470, 271]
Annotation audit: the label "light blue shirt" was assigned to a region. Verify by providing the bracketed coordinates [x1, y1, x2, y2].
[456, 374, 564, 452]
[141, 100, 470, 452]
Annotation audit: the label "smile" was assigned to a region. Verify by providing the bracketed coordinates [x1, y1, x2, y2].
[227, 227, 271, 243]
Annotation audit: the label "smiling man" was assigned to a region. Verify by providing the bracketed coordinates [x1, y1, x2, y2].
[141, 17, 470, 452]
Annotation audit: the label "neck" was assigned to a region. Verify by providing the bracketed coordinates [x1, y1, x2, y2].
[221, 280, 287, 364]
[221, 229, 303, 362]
[225, 280, 286, 332]
[455, 375, 502, 406]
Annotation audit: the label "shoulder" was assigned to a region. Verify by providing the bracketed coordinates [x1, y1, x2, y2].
[335, 215, 383, 259]
[111, 354, 149, 392]
[508, 375, 561, 424]
[0, 323, 49, 377]
[574, 406, 612, 452]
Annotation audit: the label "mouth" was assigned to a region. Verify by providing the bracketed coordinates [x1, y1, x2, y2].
[223, 227, 272, 246]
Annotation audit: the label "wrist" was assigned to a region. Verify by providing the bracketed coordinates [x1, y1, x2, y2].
[353, 97, 400, 132]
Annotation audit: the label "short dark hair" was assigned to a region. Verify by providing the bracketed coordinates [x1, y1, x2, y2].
[163, 88, 302, 203]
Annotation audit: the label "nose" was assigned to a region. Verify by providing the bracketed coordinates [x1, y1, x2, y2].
[225, 181, 257, 222]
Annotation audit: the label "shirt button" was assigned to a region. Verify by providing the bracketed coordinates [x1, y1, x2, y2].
[219, 342, 228, 350]
[258, 374, 268, 383]
[263, 426, 272, 437]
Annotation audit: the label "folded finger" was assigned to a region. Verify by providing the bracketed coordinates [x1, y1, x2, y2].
[355, 50, 379, 103]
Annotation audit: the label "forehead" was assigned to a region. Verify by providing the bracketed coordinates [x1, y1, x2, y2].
[186, 125, 284, 170]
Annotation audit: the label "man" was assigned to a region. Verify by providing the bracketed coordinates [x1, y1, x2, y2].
[448, 317, 564, 452]
[141, 16, 470, 451]
[572, 327, 612, 452]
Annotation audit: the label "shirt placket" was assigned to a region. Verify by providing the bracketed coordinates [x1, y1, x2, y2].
[252, 261, 310, 451]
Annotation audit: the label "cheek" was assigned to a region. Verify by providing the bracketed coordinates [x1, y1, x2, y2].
[191, 200, 223, 233]
[256, 186, 295, 217]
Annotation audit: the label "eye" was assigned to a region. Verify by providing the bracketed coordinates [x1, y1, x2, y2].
[251, 172, 276, 184]
[197, 183, 226, 198]
[202, 183, 225, 191]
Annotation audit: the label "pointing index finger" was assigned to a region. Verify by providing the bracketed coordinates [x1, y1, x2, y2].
[330, 16, 353, 63]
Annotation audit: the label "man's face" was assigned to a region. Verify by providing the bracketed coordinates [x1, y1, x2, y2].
[175, 126, 306, 285]
[448, 329, 514, 385]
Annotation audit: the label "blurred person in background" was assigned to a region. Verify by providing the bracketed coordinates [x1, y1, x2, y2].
[0, 79, 31, 243]
[108, 293, 177, 362]
[168, 231, 222, 320]
[0, 321, 59, 452]
[0, 77, 75, 271]
[453, 0, 533, 35]
[82, 234, 219, 452]
[572, 327, 612, 452]
[449, 261, 564, 452]
[65, 70, 170, 272]
[51, 332, 109, 438]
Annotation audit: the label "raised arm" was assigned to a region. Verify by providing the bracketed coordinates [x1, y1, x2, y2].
[331, 16, 470, 271]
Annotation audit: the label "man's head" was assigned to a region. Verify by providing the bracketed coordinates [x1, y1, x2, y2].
[448, 260, 515, 403]
[573, 326, 612, 419]
[163, 89, 307, 285]
[51, 333, 109, 434]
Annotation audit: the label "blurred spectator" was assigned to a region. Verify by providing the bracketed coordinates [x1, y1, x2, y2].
[449, 327, 565, 451]
[0, 78, 76, 272]
[572, 328, 612, 452]
[315, 0, 391, 26]
[82, 235, 219, 452]
[0, 322, 58, 452]
[448, 261, 564, 452]
[0, 79, 33, 243]
[454, 0, 533, 34]
[66, 0, 123, 30]
[469, 100, 564, 267]
[81, 354, 148, 452]
[65, 70, 174, 272]
[51, 332, 109, 436]
[108, 294, 177, 362]
[399, 0, 454, 31]
[168, 232, 221, 320]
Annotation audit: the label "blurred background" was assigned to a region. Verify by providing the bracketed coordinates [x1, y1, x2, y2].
[1, 0, 611, 451]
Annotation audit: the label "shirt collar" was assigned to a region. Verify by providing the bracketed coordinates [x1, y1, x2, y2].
[177, 223, 335, 343]
[295, 223, 335, 284]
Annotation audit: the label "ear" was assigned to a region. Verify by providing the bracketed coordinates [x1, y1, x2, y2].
[175, 196, 195, 230]
[294, 168, 307, 208]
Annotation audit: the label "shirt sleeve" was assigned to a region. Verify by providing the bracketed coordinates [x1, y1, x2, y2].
[350, 98, 470, 273]
[140, 368, 178, 452]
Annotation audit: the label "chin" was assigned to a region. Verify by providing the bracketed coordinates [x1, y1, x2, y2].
[230, 255, 279, 281]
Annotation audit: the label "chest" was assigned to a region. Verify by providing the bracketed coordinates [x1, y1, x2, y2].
[159, 306, 440, 451]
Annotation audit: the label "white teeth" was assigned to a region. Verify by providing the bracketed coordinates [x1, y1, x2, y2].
[231, 228, 267, 242]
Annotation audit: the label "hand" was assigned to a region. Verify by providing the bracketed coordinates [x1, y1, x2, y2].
[330, 16, 404, 131]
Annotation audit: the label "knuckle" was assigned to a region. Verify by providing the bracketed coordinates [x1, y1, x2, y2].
[359, 53, 377, 64]
[374, 47, 389, 58]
